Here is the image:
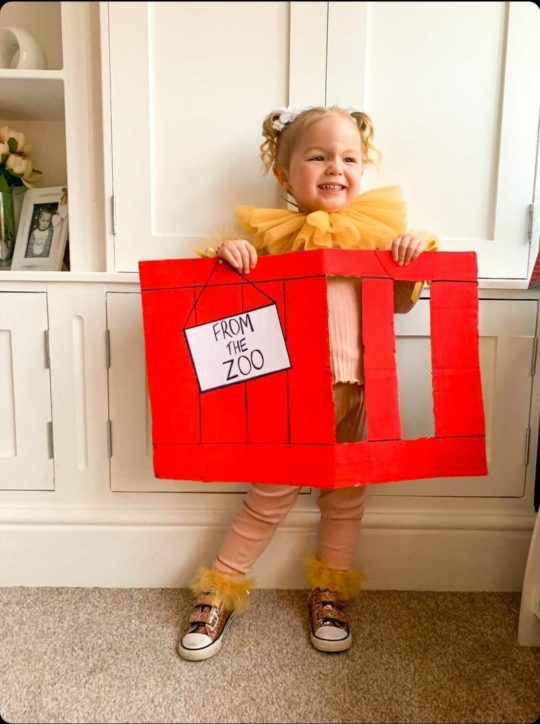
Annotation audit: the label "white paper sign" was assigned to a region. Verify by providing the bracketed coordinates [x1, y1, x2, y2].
[185, 303, 291, 392]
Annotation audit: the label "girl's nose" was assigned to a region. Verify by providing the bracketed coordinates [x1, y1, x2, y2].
[326, 159, 343, 174]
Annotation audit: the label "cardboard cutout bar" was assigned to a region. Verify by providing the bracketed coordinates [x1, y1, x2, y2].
[139, 249, 487, 488]
[361, 278, 401, 441]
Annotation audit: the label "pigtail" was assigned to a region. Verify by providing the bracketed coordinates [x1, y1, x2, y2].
[349, 110, 381, 166]
[260, 111, 282, 173]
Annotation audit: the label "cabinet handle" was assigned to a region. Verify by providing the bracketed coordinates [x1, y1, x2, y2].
[528, 202, 538, 243]
[524, 427, 531, 467]
[111, 195, 117, 235]
[531, 338, 538, 377]
[44, 330, 50, 369]
[107, 419, 113, 458]
[47, 421, 54, 459]
[105, 329, 111, 368]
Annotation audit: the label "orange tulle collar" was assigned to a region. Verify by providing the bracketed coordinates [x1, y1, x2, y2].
[235, 186, 407, 255]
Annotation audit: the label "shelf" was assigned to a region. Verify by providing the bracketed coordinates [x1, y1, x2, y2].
[0, 271, 140, 284]
[0, 69, 63, 81]
[0, 72, 64, 121]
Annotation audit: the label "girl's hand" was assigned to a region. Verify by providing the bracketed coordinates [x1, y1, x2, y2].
[218, 239, 258, 274]
[391, 234, 428, 266]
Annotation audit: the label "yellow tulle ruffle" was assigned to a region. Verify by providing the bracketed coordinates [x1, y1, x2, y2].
[235, 186, 424, 255]
[304, 555, 366, 600]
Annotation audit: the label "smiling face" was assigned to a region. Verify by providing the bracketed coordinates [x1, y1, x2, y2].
[37, 210, 53, 230]
[273, 113, 364, 213]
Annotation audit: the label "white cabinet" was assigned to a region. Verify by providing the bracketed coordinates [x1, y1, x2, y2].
[325, 1, 540, 280]
[0, 292, 53, 490]
[375, 297, 538, 497]
[105, 1, 327, 271]
[1, 279, 538, 591]
[104, 1, 540, 279]
[106, 291, 248, 493]
[0, 3, 539, 590]
[106, 289, 538, 500]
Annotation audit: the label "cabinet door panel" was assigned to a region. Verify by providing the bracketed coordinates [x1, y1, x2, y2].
[109, 292, 536, 498]
[327, 2, 540, 279]
[107, 1, 327, 271]
[374, 298, 538, 497]
[106, 292, 248, 492]
[0, 293, 53, 491]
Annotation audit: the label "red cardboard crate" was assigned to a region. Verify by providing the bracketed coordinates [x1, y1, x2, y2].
[139, 248, 487, 488]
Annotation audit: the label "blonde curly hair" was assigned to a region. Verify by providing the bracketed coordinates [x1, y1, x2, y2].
[260, 105, 379, 173]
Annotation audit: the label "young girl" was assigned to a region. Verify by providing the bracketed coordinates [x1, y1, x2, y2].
[178, 105, 438, 661]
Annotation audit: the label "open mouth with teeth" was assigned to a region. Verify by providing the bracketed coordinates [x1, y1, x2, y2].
[318, 184, 346, 191]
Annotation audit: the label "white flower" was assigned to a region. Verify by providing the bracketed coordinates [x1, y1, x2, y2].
[3, 128, 27, 154]
[0, 126, 41, 187]
[6, 153, 41, 188]
[6, 153, 28, 176]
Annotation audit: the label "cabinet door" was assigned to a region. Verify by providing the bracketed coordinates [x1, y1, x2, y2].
[105, 1, 327, 271]
[372, 298, 538, 498]
[108, 292, 536, 498]
[106, 291, 249, 492]
[0, 293, 54, 491]
[326, 2, 540, 280]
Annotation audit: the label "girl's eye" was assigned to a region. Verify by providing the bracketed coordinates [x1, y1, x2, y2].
[309, 155, 324, 161]
[345, 157, 357, 163]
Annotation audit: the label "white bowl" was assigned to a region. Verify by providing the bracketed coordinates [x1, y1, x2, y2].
[0, 26, 47, 70]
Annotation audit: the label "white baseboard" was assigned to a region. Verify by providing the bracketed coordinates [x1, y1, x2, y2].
[0, 504, 534, 591]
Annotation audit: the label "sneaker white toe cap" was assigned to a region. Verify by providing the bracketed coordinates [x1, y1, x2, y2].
[315, 625, 349, 641]
[181, 632, 212, 650]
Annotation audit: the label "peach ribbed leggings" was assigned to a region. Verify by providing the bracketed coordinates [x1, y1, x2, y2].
[212, 383, 368, 576]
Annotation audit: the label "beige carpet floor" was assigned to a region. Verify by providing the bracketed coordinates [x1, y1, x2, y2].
[0, 587, 539, 724]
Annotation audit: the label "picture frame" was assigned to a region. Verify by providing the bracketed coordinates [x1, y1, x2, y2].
[10, 186, 69, 271]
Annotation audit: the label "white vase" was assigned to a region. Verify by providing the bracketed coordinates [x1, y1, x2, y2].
[0, 26, 47, 70]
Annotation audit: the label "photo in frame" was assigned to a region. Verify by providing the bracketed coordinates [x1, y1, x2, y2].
[10, 186, 68, 271]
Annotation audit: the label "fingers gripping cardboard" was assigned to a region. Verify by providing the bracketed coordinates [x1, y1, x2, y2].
[139, 249, 487, 488]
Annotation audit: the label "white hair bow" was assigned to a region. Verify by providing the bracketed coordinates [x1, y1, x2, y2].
[271, 105, 362, 132]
